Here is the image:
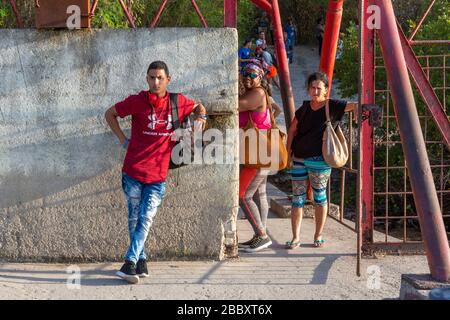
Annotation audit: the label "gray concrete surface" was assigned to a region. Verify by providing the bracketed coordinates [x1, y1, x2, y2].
[399, 274, 450, 300]
[270, 196, 340, 219]
[0, 43, 432, 299]
[0, 29, 239, 261]
[0, 207, 429, 300]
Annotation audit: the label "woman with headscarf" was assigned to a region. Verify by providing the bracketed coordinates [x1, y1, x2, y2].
[238, 60, 273, 253]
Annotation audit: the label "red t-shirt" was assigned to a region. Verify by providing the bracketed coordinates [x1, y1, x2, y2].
[115, 90, 195, 184]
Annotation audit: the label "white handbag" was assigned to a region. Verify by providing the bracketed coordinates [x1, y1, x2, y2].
[322, 100, 349, 168]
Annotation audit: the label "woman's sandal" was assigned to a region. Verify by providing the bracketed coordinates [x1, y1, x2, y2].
[313, 239, 325, 248]
[285, 240, 301, 249]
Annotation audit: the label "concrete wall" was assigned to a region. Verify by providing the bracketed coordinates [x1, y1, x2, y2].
[0, 29, 239, 262]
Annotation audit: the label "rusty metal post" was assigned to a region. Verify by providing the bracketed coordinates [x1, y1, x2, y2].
[376, 0, 450, 282]
[149, 0, 168, 28]
[397, 23, 450, 150]
[319, 0, 344, 91]
[358, 0, 376, 276]
[118, 0, 135, 28]
[408, 0, 436, 41]
[250, 0, 272, 14]
[270, 0, 296, 127]
[8, 0, 23, 28]
[191, 0, 208, 28]
[410, 40, 450, 45]
[90, 0, 99, 17]
[340, 170, 345, 222]
[224, 0, 237, 28]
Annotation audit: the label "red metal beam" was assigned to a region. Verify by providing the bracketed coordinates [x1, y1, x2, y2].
[375, 0, 450, 282]
[250, 0, 272, 14]
[90, 0, 99, 17]
[118, 0, 135, 28]
[191, 0, 208, 28]
[224, 0, 237, 28]
[358, 0, 375, 277]
[408, 0, 436, 41]
[398, 22, 450, 150]
[271, 0, 296, 127]
[149, 0, 168, 28]
[410, 40, 450, 45]
[8, 0, 23, 28]
[319, 0, 344, 92]
[149, 0, 207, 28]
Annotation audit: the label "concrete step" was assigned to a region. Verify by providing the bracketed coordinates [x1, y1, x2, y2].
[270, 196, 340, 219]
[399, 274, 450, 300]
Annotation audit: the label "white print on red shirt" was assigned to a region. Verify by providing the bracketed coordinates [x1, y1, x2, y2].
[147, 113, 173, 131]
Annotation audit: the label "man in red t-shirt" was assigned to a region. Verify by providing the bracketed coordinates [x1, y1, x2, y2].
[105, 61, 207, 284]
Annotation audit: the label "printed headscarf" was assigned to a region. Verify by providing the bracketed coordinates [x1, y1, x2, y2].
[243, 58, 268, 78]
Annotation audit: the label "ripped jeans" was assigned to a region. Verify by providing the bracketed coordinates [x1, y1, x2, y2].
[122, 173, 166, 264]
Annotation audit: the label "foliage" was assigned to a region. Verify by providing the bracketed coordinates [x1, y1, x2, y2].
[333, 0, 450, 217]
[0, 0, 258, 49]
[0, 2, 13, 28]
[279, 0, 358, 44]
[335, 0, 449, 98]
[333, 21, 359, 98]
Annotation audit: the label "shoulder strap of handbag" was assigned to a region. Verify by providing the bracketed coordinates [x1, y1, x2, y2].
[297, 101, 308, 124]
[169, 93, 180, 129]
[325, 99, 331, 123]
[260, 87, 278, 129]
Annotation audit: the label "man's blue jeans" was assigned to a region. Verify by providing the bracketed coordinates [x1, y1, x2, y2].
[122, 173, 166, 264]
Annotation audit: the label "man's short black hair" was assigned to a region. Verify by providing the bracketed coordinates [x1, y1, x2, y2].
[147, 61, 169, 76]
[306, 71, 329, 89]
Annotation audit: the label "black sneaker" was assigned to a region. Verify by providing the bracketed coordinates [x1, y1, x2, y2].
[116, 260, 139, 284]
[244, 236, 272, 253]
[238, 235, 258, 248]
[136, 259, 149, 278]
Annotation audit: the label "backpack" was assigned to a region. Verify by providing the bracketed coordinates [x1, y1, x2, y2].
[270, 51, 278, 68]
[169, 93, 192, 169]
[169, 93, 208, 170]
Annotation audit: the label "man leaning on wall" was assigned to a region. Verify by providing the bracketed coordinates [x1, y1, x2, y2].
[104, 61, 207, 284]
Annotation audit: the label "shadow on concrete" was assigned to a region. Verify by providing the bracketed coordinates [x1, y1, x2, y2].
[0, 263, 131, 286]
[0, 131, 123, 209]
[0, 248, 355, 286]
[195, 260, 226, 285]
[0, 273, 131, 287]
[236, 252, 354, 285]
[234, 231, 356, 285]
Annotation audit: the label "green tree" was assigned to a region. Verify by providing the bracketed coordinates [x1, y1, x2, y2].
[335, 0, 449, 98]
[1, 0, 257, 35]
[333, 0, 449, 221]
[279, 0, 358, 44]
